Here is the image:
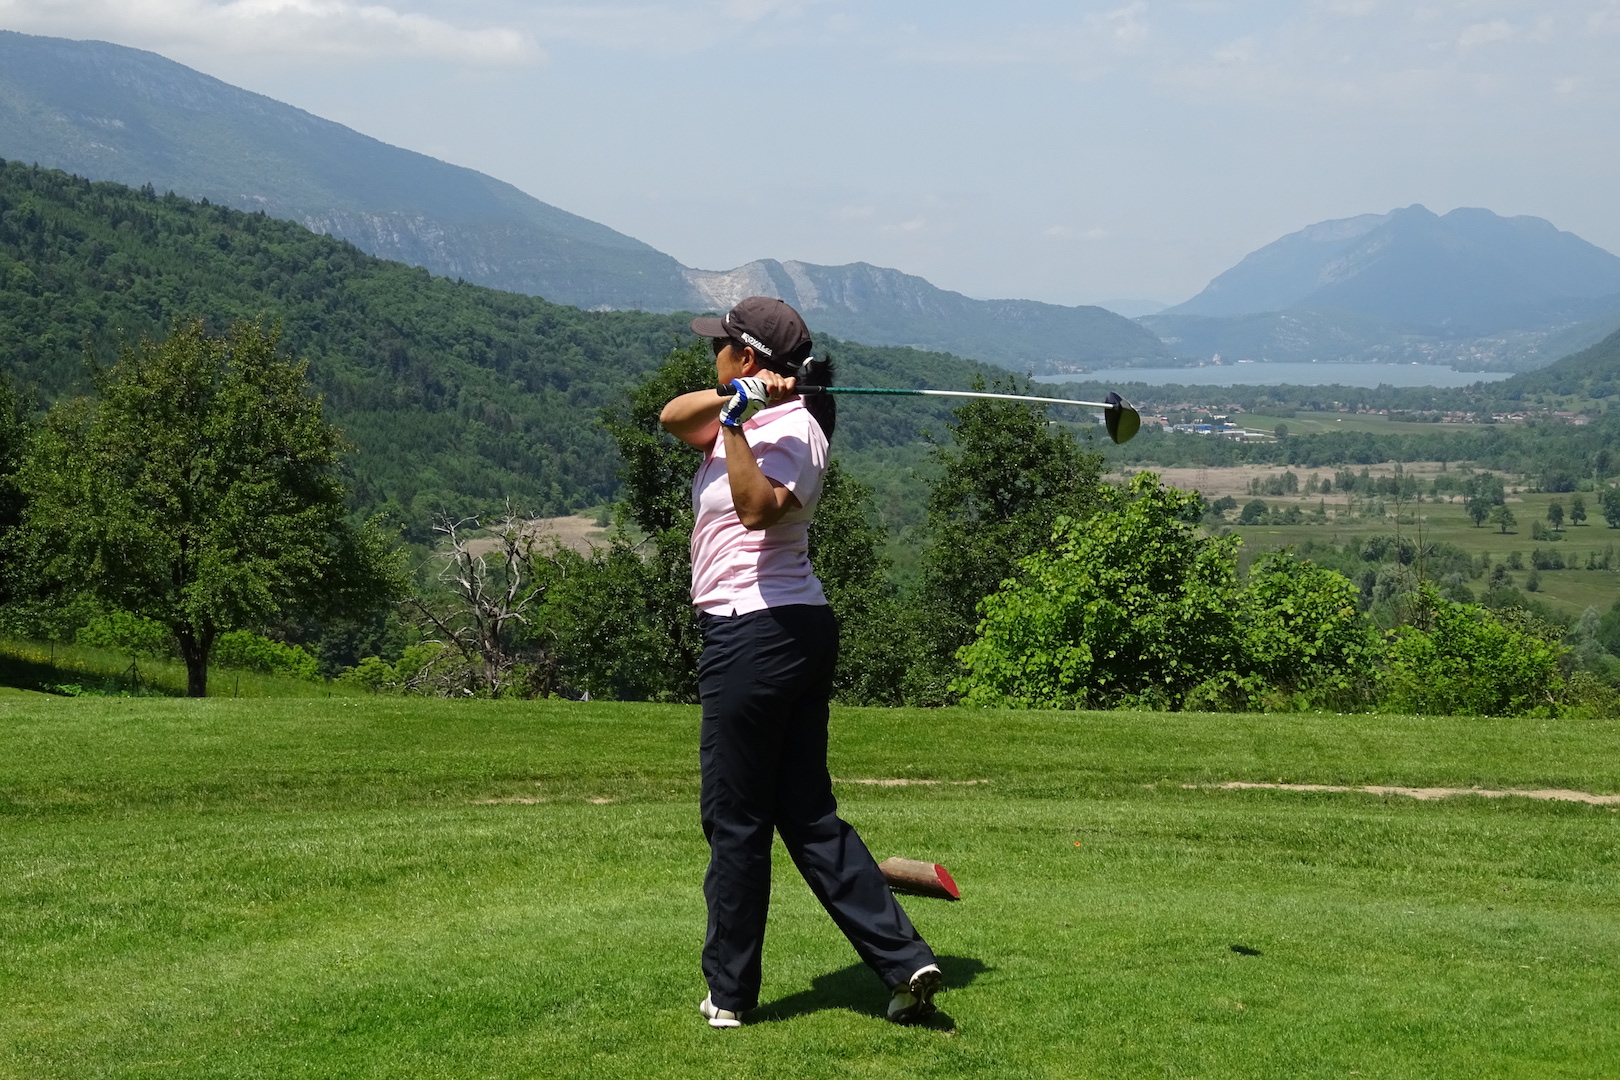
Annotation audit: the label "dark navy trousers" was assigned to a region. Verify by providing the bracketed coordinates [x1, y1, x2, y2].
[698, 604, 936, 1013]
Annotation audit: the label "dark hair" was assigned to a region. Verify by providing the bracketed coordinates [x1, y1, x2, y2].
[798, 355, 836, 442]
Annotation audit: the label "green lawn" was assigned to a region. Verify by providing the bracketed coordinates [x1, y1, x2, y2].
[3, 697, 1618, 1078]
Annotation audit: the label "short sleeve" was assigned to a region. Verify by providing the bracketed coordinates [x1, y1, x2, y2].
[754, 409, 827, 508]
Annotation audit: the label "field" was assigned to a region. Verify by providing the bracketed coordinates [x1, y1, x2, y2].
[1239, 412, 1483, 437]
[4, 697, 1619, 1078]
[1133, 463, 1620, 617]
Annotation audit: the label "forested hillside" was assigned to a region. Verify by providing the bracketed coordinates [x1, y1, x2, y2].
[0, 161, 989, 529]
[0, 30, 698, 311]
[1495, 328, 1620, 400]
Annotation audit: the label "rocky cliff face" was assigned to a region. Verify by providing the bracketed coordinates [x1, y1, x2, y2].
[682, 260, 1168, 370]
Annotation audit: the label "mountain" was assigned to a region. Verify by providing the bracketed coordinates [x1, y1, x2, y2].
[1493, 326, 1620, 401]
[1167, 205, 1620, 333]
[682, 259, 1168, 370]
[0, 30, 698, 312]
[0, 162, 1003, 530]
[1147, 205, 1620, 370]
[0, 30, 1162, 372]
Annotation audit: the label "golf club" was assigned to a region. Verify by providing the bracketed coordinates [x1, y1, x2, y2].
[716, 384, 1143, 444]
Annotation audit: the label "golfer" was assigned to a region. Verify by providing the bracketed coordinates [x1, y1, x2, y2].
[660, 296, 942, 1029]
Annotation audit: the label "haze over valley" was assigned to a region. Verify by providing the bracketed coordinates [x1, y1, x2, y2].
[6, 30, 1618, 378]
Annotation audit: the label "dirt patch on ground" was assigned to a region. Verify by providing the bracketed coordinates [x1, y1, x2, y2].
[834, 778, 989, 787]
[472, 794, 619, 805]
[1187, 781, 1620, 806]
[459, 513, 614, 559]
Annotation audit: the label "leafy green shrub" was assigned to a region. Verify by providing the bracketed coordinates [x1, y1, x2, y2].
[1226, 553, 1382, 709]
[954, 474, 1242, 710]
[1382, 586, 1567, 716]
[212, 631, 320, 681]
[76, 611, 173, 658]
[335, 643, 444, 694]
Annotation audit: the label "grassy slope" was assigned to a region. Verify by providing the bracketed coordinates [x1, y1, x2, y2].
[0, 636, 345, 697]
[3, 698, 1618, 1078]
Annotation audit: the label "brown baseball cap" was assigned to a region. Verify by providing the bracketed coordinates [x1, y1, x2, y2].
[691, 296, 813, 374]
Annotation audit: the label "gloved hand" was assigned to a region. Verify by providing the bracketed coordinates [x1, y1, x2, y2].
[719, 377, 770, 428]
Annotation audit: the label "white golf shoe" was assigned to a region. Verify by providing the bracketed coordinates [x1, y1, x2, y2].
[699, 994, 742, 1029]
[886, 964, 943, 1024]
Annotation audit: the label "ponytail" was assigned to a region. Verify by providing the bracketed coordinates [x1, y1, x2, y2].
[797, 355, 836, 442]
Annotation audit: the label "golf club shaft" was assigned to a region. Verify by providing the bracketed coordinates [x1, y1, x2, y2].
[715, 385, 1123, 410]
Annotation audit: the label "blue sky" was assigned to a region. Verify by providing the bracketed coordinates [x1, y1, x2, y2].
[2, 1, 1616, 307]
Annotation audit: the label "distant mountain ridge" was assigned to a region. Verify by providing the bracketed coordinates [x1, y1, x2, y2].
[1148, 205, 1620, 370]
[1168, 205, 1620, 333]
[0, 30, 698, 311]
[0, 30, 1163, 372]
[682, 259, 1166, 369]
[0, 161, 1008, 524]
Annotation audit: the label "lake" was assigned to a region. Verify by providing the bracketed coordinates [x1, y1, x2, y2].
[1032, 362, 1514, 389]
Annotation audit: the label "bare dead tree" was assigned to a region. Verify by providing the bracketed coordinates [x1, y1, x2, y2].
[403, 509, 549, 697]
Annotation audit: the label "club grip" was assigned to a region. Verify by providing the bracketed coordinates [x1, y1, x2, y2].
[713, 384, 823, 396]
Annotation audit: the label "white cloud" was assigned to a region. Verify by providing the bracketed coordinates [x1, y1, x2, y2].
[1043, 225, 1108, 241]
[876, 216, 928, 235]
[0, 0, 538, 63]
[1456, 19, 1515, 52]
[1095, 1, 1149, 47]
[1590, 1, 1620, 32]
[1212, 35, 1257, 65]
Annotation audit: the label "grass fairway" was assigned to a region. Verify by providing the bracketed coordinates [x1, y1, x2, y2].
[4, 698, 1619, 1078]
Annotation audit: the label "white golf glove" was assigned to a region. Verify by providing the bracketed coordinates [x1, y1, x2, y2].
[719, 377, 770, 428]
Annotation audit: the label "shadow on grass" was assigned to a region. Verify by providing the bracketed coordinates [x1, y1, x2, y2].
[0, 651, 169, 697]
[754, 954, 989, 1030]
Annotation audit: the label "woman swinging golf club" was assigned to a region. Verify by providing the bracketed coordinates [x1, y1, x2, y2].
[661, 296, 943, 1028]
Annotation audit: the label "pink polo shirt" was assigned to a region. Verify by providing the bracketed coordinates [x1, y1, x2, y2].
[690, 399, 829, 615]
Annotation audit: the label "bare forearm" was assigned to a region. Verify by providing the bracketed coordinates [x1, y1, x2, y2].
[660, 389, 722, 447]
[722, 427, 796, 529]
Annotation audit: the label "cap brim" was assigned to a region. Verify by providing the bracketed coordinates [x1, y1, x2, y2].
[690, 316, 727, 338]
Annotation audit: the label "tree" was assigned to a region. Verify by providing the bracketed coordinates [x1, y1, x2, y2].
[907, 387, 1106, 702]
[594, 341, 719, 701]
[1603, 486, 1620, 528]
[806, 460, 912, 704]
[1464, 471, 1505, 511]
[1491, 503, 1516, 534]
[1236, 553, 1381, 708]
[404, 512, 550, 698]
[1383, 586, 1567, 716]
[0, 373, 31, 610]
[21, 320, 402, 696]
[1464, 496, 1490, 527]
[1570, 494, 1587, 526]
[1548, 499, 1564, 531]
[954, 474, 1243, 710]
